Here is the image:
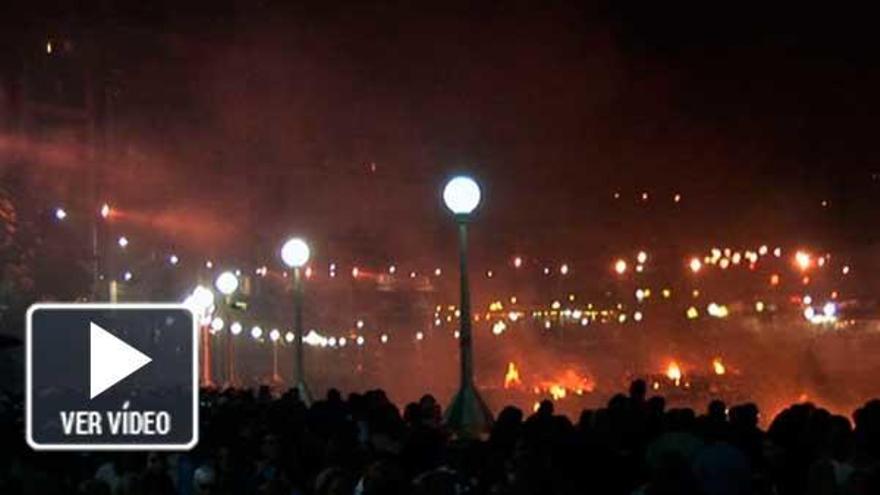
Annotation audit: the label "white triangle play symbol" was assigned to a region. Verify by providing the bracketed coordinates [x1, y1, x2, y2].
[90, 322, 152, 399]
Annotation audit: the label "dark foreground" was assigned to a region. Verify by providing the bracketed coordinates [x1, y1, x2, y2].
[3, 382, 880, 495]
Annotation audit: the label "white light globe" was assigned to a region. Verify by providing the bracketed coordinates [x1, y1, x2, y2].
[269, 328, 281, 342]
[281, 237, 311, 268]
[230, 322, 243, 335]
[214, 271, 239, 295]
[190, 285, 215, 313]
[210, 317, 225, 332]
[251, 326, 263, 339]
[443, 176, 481, 215]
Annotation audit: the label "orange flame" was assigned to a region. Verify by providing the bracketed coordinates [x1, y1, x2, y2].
[548, 384, 567, 400]
[712, 357, 726, 376]
[666, 361, 683, 385]
[504, 362, 522, 389]
[536, 369, 595, 399]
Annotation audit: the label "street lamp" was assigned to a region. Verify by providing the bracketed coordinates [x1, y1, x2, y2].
[215, 271, 239, 388]
[187, 285, 215, 387]
[281, 236, 312, 403]
[442, 175, 493, 438]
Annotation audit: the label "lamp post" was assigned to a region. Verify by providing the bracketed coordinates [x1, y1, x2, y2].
[281, 237, 312, 403]
[215, 271, 239, 388]
[442, 176, 493, 438]
[189, 285, 215, 387]
[269, 329, 282, 384]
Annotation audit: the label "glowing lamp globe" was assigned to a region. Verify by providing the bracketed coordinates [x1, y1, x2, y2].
[230, 322, 243, 335]
[214, 271, 239, 296]
[443, 176, 481, 215]
[190, 285, 215, 313]
[269, 328, 281, 342]
[281, 237, 311, 268]
[251, 326, 263, 339]
[210, 317, 225, 332]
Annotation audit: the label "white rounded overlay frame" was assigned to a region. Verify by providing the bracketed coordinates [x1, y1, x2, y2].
[26, 302, 199, 451]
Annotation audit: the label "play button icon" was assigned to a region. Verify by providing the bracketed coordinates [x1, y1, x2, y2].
[27, 303, 198, 450]
[90, 322, 152, 399]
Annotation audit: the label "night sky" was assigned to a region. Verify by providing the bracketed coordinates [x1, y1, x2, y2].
[4, 1, 880, 269]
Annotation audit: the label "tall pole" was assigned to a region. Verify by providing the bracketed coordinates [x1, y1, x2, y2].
[457, 220, 474, 388]
[445, 215, 493, 438]
[225, 297, 236, 388]
[201, 324, 213, 387]
[293, 267, 312, 403]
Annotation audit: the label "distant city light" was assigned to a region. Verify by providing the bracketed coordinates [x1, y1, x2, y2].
[118, 236, 129, 248]
[689, 257, 702, 273]
[795, 251, 812, 271]
[492, 320, 508, 335]
[250, 326, 263, 339]
[230, 322, 243, 335]
[707, 303, 729, 318]
[169, 254, 179, 265]
[614, 259, 627, 275]
[637, 251, 648, 264]
[513, 256, 523, 268]
[123, 271, 133, 281]
[823, 302, 837, 317]
[559, 264, 569, 275]
[100, 203, 111, 219]
[54, 207, 67, 220]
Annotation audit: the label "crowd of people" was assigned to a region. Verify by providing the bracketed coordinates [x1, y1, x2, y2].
[3, 380, 880, 495]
